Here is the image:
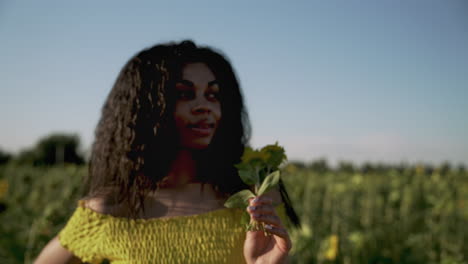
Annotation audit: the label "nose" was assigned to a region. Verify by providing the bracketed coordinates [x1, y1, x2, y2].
[192, 97, 211, 114]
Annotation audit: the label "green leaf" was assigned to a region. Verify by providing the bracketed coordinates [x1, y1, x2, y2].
[258, 168, 269, 183]
[257, 170, 280, 196]
[224, 189, 255, 208]
[241, 211, 250, 227]
[239, 169, 258, 185]
[249, 158, 266, 170]
[234, 162, 249, 171]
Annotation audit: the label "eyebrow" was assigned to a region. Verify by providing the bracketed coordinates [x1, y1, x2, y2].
[177, 80, 219, 87]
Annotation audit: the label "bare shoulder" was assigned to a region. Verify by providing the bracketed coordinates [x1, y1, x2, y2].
[35, 194, 124, 263]
[34, 236, 81, 264]
[81, 195, 131, 218]
[81, 196, 109, 213]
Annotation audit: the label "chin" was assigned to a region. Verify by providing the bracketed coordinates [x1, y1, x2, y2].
[183, 139, 213, 150]
[188, 144, 209, 150]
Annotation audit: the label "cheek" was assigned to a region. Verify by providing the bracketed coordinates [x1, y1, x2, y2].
[214, 103, 222, 121]
[173, 105, 187, 127]
[174, 115, 184, 128]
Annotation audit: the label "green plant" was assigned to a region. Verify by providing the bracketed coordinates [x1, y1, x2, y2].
[224, 142, 287, 233]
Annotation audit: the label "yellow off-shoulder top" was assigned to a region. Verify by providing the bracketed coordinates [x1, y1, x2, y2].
[58, 200, 286, 264]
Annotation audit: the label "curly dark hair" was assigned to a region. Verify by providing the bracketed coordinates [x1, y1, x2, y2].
[85, 40, 300, 227]
[85, 40, 250, 215]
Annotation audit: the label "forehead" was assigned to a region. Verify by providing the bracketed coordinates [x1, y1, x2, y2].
[181, 63, 216, 82]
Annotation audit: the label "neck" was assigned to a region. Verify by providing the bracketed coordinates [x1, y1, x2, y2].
[162, 148, 198, 188]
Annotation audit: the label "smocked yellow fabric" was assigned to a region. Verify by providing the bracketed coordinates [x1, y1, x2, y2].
[59, 200, 286, 264]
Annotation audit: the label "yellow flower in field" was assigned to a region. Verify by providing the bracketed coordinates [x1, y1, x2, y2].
[325, 234, 339, 261]
[0, 179, 8, 199]
[351, 174, 363, 186]
[301, 224, 312, 238]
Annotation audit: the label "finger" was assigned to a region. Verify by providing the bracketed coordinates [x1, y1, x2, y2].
[246, 204, 276, 215]
[251, 213, 282, 226]
[264, 224, 292, 252]
[248, 196, 273, 206]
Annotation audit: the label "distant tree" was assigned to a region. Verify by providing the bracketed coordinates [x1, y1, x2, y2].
[338, 161, 355, 174]
[361, 162, 375, 174]
[438, 161, 452, 175]
[288, 161, 306, 169]
[424, 164, 435, 175]
[14, 133, 85, 166]
[308, 159, 329, 173]
[0, 149, 12, 165]
[14, 149, 37, 165]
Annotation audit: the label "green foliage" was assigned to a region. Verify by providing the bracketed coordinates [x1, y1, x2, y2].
[0, 149, 12, 165]
[13, 133, 85, 166]
[308, 159, 330, 173]
[226, 144, 287, 233]
[238, 169, 258, 186]
[260, 143, 287, 170]
[282, 163, 468, 264]
[224, 189, 256, 209]
[236, 142, 287, 183]
[257, 171, 280, 196]
[0, 160, 467, 264]
[0, 164, 86, 263]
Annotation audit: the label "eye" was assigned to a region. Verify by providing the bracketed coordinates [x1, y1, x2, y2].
[206, 91, 220, 100]
[177, 90, 194, 100]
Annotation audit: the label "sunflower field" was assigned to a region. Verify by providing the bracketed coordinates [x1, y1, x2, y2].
[0, 162, 467, 264]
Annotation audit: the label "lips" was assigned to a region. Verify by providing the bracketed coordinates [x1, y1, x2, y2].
[188, 121, 215, 136]
[188, 121, 215, 129]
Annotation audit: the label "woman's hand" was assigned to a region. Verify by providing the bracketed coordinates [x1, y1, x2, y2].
[243, 196, 292, 264]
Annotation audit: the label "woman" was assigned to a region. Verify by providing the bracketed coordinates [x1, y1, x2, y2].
[35, 40, 299, 264]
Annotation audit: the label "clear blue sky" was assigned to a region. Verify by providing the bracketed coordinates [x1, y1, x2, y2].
[1, 0, 467, 166]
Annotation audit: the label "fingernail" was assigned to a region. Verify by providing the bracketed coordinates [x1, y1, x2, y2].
[265, 224, 273, 230]
[248, 206, 257, 211]
[253, 197, 260, 203]
[253, 213, 260, 218]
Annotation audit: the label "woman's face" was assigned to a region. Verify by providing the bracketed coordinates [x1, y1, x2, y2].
[174, 63, 222, 150]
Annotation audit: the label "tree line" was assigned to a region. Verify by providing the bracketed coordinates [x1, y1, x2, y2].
[0, 133, 85, 166]
[0, 133, 465, 174]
